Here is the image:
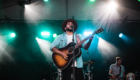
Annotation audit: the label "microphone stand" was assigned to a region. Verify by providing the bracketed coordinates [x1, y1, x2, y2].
[87, 50, 91, 80]
[49, 62, 54, 80]
[72, 26, 75, 80]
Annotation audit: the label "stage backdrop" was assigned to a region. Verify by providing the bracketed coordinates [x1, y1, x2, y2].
[0, 20, 140, 80]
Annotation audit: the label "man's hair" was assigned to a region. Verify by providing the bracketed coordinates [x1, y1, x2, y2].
[116, 57, 123, 61]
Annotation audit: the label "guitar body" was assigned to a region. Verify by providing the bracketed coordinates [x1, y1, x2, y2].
[109, 75, 123, 80]
[109, 74, 118, 80]
[109, 77, 124, 80]
[52, 42, 81, 71]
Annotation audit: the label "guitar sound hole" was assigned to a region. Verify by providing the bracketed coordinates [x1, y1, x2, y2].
[68, 47, 74, 54]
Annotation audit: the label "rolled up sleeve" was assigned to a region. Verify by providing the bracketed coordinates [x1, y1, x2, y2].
[109, 65, 113, 75]
[122, 66, 125, 72]
[109, 65, 113, 71]
[50, 35, 60, 50]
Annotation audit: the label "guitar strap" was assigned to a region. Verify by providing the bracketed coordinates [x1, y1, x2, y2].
[76, 35, 81, 48]
[119, 66, 121, 76]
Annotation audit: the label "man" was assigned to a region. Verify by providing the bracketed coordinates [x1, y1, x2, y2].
[50, 19, 93, 80]
[109, 57, 125, 80]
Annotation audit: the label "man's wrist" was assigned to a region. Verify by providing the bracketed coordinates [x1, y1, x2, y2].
[89, 39, 92, 42]
[109, 73, 113, 76]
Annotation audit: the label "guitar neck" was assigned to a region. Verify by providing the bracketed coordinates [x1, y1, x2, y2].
[74, 27, 103, 49]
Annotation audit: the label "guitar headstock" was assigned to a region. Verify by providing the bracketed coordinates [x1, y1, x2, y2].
[94, 27, 104, 34]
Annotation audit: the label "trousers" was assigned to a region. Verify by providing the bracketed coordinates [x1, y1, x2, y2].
[62, 67, 84, 80]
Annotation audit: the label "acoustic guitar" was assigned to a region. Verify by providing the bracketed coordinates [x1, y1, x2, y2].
[52, 28, 104, 71]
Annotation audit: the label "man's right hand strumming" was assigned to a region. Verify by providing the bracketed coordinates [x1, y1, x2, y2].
[61, 53, 68, 60]
[112, 75, 115, 79]
[52, 47, 68, 60]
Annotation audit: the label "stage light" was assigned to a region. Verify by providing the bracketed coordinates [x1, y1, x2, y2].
[25, 5, 29, 8]
[44, 0, 49, 2]
[18, 0, 31, 7]
[0, 36, 14, 62]
[41, 32, 50, 36]
[90, 0, 95, 2]
[36, 38, 52, 63]
[10, 33, 16, 37]
[138, 0, 140, 2]
[98, 38, 118, 58]
[119, 33, 123, 38]
[118, 33, 134, 44]
[53, 33, 57, 38]
[84, 32, 92, 36]
[108, 1, 118, 10]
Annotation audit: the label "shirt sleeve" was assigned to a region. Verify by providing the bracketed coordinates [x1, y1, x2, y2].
[77, 34, 86, 48]
[50, 35, 60, 50]
[109, 65, 113, 71]
[109, 65, 113, 75]
[122, 66, 125, 72]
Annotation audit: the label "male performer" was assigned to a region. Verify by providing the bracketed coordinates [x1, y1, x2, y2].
[50, 19, 93, 80]
[109, 57, 125, 80]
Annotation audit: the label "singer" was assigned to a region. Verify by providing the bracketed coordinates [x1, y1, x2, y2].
[50, 19, 94, 80]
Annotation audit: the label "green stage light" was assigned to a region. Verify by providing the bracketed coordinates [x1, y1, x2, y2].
[41, 32, 50, 36]
[138, 0, 140, 2]
[44, 0, 49, 2]
[53, 33, 57, 38]
[90, 0, 95, 2]
[11, 33, 16, 37]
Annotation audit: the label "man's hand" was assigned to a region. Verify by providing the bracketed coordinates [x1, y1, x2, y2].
[52, 47, 68, 60]
[62, 53, 68, 60]
[112, 75, 116, 79]
[84, 35, 94, 50]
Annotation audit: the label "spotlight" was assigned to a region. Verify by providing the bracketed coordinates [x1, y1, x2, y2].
[119, 33, 123, 38]
[41, 32, 50, 36]
[53, 33, 57, 38]
[44, 0, 49, 2]
[90, 0, 95, 2]
[84, 32, 92, 36]
[138, 0, 140, 2]
[25, 5, 29, 8]
[108, 1, 118, 10]
[11, 33, 16, 37]
[18, 0, 31, 7]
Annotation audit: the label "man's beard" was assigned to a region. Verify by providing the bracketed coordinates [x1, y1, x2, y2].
[66, 27, 73, 32]
[117, 63, 121, 66]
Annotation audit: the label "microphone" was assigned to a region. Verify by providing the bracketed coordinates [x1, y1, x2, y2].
[71, 25, 75, 28]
